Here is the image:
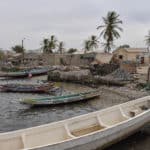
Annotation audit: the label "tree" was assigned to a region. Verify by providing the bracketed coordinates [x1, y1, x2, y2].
[42, 38, 49, 53]
[12, 45, 25, 53]
[97, 11, 123, 53]
[119, 44, 130, 49]
[83, 35, 99, 53]
[117, 44, 130, 49]
[42, 35, 58, 53]
[145, 31, 150, 52]
[84, 40, 91, 53]
[89, 35, 99, 50]
[145, 31, 150, 72]
[0, 50, 5, 61]
[49, 35, 57, 53]
[58, 41, 65, 54]
[67, 48, 77, 54]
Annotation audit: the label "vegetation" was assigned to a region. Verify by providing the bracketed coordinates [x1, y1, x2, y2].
[84, 35, 99, 53]
[145, 31, 150, 52]
[117, 44, 130, 50]
[49, 35, 57, 53]
[145, 31, 150, 84]
[0, 50, 5, 61]
[12, 45, 25, 53]
[84, 40, 91, 53]
[42, 35, 58, 53]
[42, 39, 49, 53]
[58, 41, 65, 54]
[89, 35, 99, 50]
[67, 48, 77, 54]
[97, 11, 123, 53]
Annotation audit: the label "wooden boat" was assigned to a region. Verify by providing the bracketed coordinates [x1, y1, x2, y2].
[0, 68, 51, 78]
[0, 71, 27, 78]
[0, 83, 54, 93]
[27, 68, 51, 76]
[21, 90, 100, 106]
[0, 96, 149, 150]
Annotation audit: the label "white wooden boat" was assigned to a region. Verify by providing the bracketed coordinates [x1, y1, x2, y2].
[0, 96, 150, 150]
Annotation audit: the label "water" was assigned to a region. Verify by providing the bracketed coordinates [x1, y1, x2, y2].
[0, 76, 149, 150]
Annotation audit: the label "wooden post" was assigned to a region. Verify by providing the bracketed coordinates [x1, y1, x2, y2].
[147, 66, 150, 84]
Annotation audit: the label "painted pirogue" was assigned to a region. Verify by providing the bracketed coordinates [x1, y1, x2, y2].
[21, 90, 100, 106]
[0, 82, 55, 93]
[0, 68, 52, 78]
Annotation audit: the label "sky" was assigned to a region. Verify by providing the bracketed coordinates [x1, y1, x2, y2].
[0, 0, 150, 51]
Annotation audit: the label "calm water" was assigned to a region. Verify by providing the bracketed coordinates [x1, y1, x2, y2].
[0, 76, 149, 150]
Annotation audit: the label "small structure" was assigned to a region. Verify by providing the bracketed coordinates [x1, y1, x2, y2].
[113, 48, 149, 65]
[94, 53, 113, 64]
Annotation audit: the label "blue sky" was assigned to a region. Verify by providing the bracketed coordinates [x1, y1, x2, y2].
[0, 0, 150, 51]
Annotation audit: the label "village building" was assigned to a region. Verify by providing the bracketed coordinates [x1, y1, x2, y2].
[2, 49, 113, 67]
[95, 53, 113, 64]
[113, 48, 150, 65]
[43, 52, 113, 66]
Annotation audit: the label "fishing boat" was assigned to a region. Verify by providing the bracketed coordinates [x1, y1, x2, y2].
[27, 68, 51, 76]
[0, 68, 52, 78]
[0, 83, 55, 93]
[0, 96, 149, 150]
[21, 90, 100, 106]
[0, 71, 27, 78]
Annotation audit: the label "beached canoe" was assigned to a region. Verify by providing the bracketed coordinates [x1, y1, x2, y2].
[0, 68, 52, 78]
[0, 83, 54, 93]
[21, 90, 100, 106]
[0, 96, 149, 150]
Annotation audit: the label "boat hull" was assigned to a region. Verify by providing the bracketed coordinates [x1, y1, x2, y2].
[35, 111, 150, 150]
[0, 68, 51, 78]
[22, 90, 100, 106]
[0, 83, 54, 93]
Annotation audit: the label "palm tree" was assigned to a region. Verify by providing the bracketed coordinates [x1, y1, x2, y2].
[84, 40, 91, 53]
[89, 35, 99, 50]
[42, 39, 49, 53]
[58, 41, 65, 54]
[0, 50, 4, 61]
[84, 35, 99, 53]
[145, 31, 150, 83]
[49, 35, 57, 53]
[145, 31, 150, 52]
[97, 11, 123, 53]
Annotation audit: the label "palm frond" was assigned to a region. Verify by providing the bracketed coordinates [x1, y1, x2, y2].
[97, 11, 123, 52]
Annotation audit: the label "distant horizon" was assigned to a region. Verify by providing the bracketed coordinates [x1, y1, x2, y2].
[0, 0, 150, 50]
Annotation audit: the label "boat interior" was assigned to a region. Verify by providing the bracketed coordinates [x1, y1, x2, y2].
[0, 98, 149, 150]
